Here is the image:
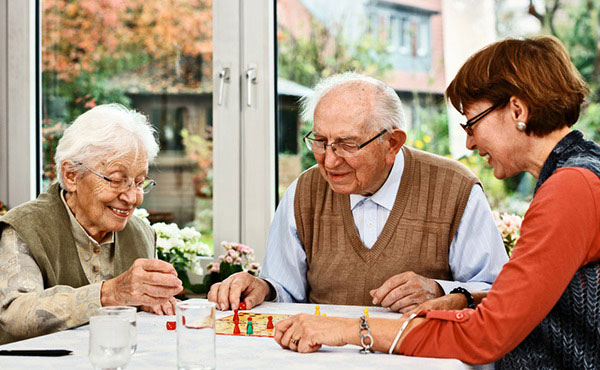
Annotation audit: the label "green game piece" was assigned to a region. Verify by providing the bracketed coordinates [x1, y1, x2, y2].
[246, 317, 254, 335]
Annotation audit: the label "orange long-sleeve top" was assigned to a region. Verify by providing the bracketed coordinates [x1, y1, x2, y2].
[399, 167, 600, 364]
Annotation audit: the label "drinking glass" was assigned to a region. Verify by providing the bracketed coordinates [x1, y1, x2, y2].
[98, 306, 137, 354]
[176, 300, 216, 370]
[89, 315, 132, 370]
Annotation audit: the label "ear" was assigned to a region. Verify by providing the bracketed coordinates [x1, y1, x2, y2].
[508, 96, 530, 123]
[385, 129, 406, 165]
[61, 161, 79, 193]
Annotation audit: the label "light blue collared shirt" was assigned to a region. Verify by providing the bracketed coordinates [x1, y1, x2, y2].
[260, 150, 508, 302]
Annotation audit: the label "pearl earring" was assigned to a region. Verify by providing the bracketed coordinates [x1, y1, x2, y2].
[517, 121, 527, 131]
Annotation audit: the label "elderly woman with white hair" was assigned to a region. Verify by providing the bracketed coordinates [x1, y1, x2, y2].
[0, 104, 182, 344]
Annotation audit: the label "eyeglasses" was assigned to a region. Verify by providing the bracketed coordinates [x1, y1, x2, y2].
[460, 102, 503, 136]
[303, 130, 388, 158]
[75, 162, 156, 194]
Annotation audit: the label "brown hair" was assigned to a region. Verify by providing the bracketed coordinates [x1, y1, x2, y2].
[446, 36, 589, 136]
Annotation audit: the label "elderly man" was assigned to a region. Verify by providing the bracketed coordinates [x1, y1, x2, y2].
[209, 73, 507, 312]
[0, 104, 182, 344]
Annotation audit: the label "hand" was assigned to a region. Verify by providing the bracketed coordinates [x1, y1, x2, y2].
[274, 314, 355, 353]
[141, 296, 179, 316]
[370, 271, 443, 313]
[101, 259, 183, 307]
[207, 272, 271, 311]
[402, 292, 467, 318]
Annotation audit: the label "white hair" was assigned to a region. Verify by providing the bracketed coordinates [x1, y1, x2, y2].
[300, 72, 406, 132]
[55, 103, 159, 188]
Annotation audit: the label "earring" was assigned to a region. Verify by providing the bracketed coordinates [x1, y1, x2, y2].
[517, 121, 527, 131]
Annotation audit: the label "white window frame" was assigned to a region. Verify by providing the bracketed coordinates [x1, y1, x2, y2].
[2, 0, 276, 263]
[0, 0, 38, 209]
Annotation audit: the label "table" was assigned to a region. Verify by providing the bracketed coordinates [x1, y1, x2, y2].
[0, 301, 483, 369]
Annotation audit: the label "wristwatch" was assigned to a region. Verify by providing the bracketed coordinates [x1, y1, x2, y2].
[449, 287, 475, 309]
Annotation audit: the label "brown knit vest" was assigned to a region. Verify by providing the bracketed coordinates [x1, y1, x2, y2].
[294, 146, 479, 306]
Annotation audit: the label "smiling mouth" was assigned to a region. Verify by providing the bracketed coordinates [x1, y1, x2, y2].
[328, 172, 348, 180]
[108, 206, 130, 217]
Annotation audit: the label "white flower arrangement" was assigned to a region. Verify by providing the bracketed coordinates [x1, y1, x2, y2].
[134, 208, 211, 275]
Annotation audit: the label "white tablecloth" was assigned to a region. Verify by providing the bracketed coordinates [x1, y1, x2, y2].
[0, 301, 483, 369]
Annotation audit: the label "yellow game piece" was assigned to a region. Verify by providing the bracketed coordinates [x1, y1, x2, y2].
[315, 305, 320, 316]
[364, 307, 369, 318]
[321, 313, 326, 317]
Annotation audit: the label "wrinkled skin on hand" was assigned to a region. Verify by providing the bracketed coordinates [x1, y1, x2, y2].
[101, 258, 183, 307]
[370, 271, 443, 313]
[207, 272, 271, 311]
[141, 296, 179, 316]
[274, 314, 355, 353]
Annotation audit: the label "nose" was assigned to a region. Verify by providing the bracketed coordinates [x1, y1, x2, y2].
[323, 145, 343, 168]
[118, 183, 139, 204]
[465, 134, 476, 150]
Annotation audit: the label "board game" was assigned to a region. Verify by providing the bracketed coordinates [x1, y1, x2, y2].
[216, 312, 290, 338]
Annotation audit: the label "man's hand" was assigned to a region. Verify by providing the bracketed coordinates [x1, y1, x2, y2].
[369, 271, 443, 313]
[141, 296, 179, 316]
[207, 272, 271, 311]
[101, 259, 183, 307]
[402, 291, 466, 318]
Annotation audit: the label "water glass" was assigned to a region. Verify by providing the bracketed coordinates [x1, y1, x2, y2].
[98, 306, 137, 354]
[89, 315, 132, 370]
[176, 300, 216, 370]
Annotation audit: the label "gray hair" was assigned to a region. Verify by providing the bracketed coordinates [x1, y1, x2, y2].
[300, 72, 406, 132]
[55, 103, 159, 188]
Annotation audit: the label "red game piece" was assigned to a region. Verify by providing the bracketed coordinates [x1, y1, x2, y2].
[233, 322, 241, 335]
[239, 301, 247, 310]
[166, 321, 176, 330]
[233, 309, 239, 324]
[266, 316, 274, 330]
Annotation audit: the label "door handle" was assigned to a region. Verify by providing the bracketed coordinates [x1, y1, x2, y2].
[217, 67, 230, 106]
[246, 66, 257, 107]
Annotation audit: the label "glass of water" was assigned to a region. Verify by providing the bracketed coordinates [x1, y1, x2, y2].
[98, 306, 137, 354]
[176, 300, 216, 370]
[89, 315, 132, 370]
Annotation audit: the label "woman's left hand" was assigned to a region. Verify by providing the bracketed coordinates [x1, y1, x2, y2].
[274, 313, 355, 353]
[141, 296, 179, 316]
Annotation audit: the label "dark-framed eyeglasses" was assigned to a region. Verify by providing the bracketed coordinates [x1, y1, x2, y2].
[460, 102, 503, 136]
[75, 161, 156, 194]
[303, 129, 388, 158]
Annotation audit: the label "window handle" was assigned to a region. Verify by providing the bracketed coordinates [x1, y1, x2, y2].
[217, 67, 230, 106]
[246, 66, 257, 107]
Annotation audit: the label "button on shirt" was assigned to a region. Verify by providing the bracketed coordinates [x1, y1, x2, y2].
[260, 149, 509, 303]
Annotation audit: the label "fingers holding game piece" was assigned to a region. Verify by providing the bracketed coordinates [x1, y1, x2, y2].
[208, 272, 270, 311]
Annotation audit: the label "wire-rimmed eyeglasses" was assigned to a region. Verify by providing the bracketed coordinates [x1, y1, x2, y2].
[303, 130, 388, 158]
[75, 161, 156, 194]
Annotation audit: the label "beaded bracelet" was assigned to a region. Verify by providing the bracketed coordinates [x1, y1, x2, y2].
[388, 313, 417, 354]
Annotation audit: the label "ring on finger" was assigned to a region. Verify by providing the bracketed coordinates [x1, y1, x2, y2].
[290, 338, 300, 345]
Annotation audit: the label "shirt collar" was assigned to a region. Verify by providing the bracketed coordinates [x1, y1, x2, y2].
[60, 189, 114, 246]
[349, 149, 405, 211]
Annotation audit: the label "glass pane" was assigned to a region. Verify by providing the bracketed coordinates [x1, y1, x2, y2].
[276, 0, 443, 199]
[41, 0, 214, 250]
